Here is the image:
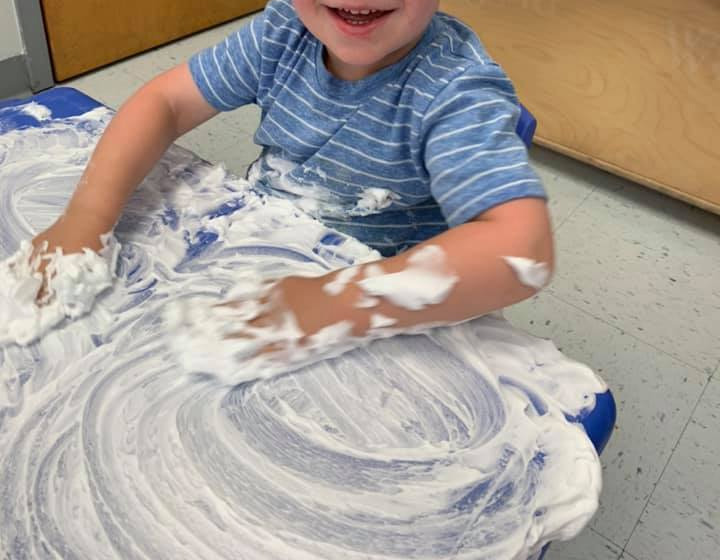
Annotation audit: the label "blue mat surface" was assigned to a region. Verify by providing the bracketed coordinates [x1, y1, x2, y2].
[0, 87, 616, 559]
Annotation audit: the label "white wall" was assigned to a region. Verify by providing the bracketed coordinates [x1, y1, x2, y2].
[0, 0, 24, 59]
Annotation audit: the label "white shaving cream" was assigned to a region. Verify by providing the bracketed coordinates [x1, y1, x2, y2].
[20, 101, 52, 121]
[355, 295, 380, 309]
[358, 245, 459, 311]
[370, 313, 398, 329]
[350, 187, 396, 216]
[0, 234, 118, 346]
[322, 266, 359, 296]
[503, 256, 551, 289]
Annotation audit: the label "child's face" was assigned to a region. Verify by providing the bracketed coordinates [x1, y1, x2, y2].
[293, 1, 439, 81]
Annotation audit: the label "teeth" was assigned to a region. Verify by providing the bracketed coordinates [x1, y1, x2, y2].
[338, 7, 381, 14]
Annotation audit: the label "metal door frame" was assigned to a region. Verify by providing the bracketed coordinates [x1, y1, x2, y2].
[15, 0, 54, 91]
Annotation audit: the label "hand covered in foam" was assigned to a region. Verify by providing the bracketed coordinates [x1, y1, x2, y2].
[165, 246, 466, 383]
[30, 207, 111, 287]
[0, 234, 120, 346]
[212, 278, 308, 358]
[165, 245, 465, 384]
[164, 274, 360, 381]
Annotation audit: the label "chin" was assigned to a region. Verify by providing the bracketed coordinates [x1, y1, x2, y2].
[332, 43, 391, 65]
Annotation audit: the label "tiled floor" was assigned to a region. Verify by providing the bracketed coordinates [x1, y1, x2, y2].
[14, 12, 720, 560]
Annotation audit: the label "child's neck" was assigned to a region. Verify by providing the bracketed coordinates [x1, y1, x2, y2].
[324, 36, 423, 81]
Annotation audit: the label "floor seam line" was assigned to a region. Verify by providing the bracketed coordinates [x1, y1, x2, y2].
[618, 376, 712, 555]
[544, 291, 714, 377]
[588, 527, 625, 552]
[550, 186, 597, 233]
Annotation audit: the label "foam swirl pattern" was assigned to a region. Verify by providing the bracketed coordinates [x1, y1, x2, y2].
[0, 106, 605, 559]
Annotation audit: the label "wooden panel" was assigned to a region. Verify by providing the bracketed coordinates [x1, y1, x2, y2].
[440, 0, 720, 214]
[41, 0, 265, 80]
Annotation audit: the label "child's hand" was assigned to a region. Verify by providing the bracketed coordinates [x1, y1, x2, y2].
[165, 270, 368, 382]
[30, 208, 108, 299]
[222, 274, 366, 356]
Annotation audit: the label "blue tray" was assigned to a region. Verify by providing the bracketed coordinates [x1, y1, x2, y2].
[0, 87, 617, 557]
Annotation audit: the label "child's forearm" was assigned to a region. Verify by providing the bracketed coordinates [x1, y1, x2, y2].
[67, 86, 180, 232]
[66, 64, 217, 234]
[277, 198, 554, 338]
[66, 88, 178, 232]
[361, 201, 552, 330]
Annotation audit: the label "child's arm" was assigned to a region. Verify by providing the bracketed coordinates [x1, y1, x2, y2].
[33, 63, 218, 255]
[240, 197, 552, 341]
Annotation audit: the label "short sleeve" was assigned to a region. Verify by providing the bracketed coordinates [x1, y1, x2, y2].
[422, 64, 546, 226]
[189, 11, 265, 111]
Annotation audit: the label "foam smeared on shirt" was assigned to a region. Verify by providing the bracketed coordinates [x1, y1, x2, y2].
[503, 256, 551, 289]
[0, 101, 604, 560]
[359, 245, 459, 310]
[350, 187, 396, 216]
[248, 156, 400, 221]
[247, 153, 346, 218]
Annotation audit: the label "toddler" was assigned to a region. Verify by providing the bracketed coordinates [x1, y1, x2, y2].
[33, 0, 554, 347]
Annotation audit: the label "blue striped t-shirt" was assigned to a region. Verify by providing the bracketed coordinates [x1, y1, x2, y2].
[189, 0, 545, 256]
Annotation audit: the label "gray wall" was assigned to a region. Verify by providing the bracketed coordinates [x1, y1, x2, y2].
[0, 0, 53, 98]
[0, 0, 24, 59]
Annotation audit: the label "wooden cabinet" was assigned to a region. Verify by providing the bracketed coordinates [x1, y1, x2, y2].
[441, 0, 720, 214]
[41, 0, 265, 81]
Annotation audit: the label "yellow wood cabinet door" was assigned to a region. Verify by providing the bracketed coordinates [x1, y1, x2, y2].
[441, 0, 720, 215]
[41, 0, 266, 81]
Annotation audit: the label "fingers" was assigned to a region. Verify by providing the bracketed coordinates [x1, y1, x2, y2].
[219, 300, 303, 360]
[31, 246, 59, 304]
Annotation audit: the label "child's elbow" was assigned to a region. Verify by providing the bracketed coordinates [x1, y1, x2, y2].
[504, 219, 555, 297]
[522, 223, 555, 294]
[524, 199, 555, 290]
[538, 227, 555, 288]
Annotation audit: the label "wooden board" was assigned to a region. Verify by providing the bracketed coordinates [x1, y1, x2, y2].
[41, 0, 265, 81]
[440, 0, 720, 214]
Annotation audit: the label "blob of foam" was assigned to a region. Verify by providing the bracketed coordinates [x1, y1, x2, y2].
[355, 295, 380, 309]
[350, 187, 396, 216]
[503, 256, 551, 289]
[370, 313, 397, 329]
[322, 266, 359, 296]
[358, 245, 458, 311]
[20, 101, 52, 122]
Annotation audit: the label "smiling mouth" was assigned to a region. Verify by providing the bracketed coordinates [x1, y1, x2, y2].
[328, 6, 394, 26]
